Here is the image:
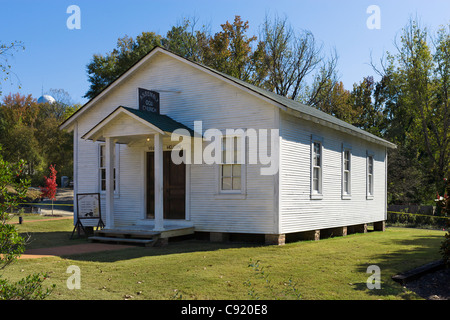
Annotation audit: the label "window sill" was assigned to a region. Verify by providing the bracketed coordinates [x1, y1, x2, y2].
[366, 195, 374, 200]
[214, 193, 247, 200]
[341, 194, 352, 200]
[310, 193, 323, 200]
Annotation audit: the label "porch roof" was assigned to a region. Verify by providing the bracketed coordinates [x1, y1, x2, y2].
[82, 106, 194, 143]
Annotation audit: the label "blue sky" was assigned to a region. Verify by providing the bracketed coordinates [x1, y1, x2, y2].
[1, 0, 449, 105]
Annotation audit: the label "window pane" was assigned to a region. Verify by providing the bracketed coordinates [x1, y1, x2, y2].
[222, 177, 232, 190]
[232, 177, 241, 190]
[100, 146, 105, 167]
[313, 167, 319, 179]
[232, 164, 241, 177]
[313, 143, 320, 166]
[368, 157, 373, 174]
[344, 172, 349, 193]
[344, 151, 350, 171]
[369, 175, 373, 194]
[222, 164, 232, 177]
[101, 179, 106, 191]
[313, 178, 319, 192]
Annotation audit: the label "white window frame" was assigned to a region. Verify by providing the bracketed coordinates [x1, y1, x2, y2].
[342, 144, 352, 199]
[215, 134, 246, 199]
[310, 135, 323, 199]
[366, 150, 374, 200]
[99, 143, 120, 196]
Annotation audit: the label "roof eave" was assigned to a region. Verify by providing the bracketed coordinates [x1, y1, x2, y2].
[283, 107, 397, 149]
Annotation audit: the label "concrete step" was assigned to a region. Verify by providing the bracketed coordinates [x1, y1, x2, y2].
[88, 236, 155, 247]
[95, 229, 160, 239]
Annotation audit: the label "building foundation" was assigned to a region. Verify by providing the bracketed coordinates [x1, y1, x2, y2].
[265, 234, 286, 245]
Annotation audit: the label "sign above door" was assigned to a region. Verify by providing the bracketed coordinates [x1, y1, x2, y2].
[138, 88, 160, 114]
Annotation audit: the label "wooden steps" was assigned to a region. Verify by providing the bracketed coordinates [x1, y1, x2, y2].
[88, 236, 156, 246]
[88, 226, 195, 247]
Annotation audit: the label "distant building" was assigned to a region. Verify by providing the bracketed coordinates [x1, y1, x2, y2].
[38, 94, 56, 104]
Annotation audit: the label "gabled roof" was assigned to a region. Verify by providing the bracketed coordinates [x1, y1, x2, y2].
[61, 46, 396, 149]
[82, 106, 194, 142]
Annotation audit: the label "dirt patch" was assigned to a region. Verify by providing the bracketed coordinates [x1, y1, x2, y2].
[21, 243, 134, 259]
[405, 267, 450, 300]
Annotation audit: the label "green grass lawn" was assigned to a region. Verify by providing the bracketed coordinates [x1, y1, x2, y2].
[1, 218, 446, 300]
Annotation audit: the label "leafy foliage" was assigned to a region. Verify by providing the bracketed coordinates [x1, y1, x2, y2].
[0, 92, 75, 185]
[0, 150, 54, 299]
[0, 147, 29, 269]
[0, 273, 54, 300]
[40, 164, 57, 201]
[436, 178, 450, 265]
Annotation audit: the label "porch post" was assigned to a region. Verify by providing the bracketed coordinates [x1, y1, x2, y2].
[154, 133, 165, 231]
[105, 137, 115, 229]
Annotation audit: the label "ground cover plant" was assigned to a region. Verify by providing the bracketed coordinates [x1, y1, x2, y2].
[0, 218, 445, 300]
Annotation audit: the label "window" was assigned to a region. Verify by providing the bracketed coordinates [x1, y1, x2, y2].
[220, 136, 242, 192]
[311, 135, 323, 199]
[342, 145, 352, 199]
[99, 144, 117, 193]
[367, 151, 374, 199]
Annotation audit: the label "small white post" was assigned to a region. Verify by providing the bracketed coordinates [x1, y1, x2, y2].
[154, 133, 165, 231]
[105, 137, 115, 229]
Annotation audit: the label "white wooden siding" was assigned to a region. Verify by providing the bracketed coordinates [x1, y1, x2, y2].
[279, 112, 387, 234]
[75, 52, 277, 232]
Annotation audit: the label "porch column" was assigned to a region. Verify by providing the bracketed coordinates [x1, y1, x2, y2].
[154, 133, 165, 231]
[105, 137, 115, 229]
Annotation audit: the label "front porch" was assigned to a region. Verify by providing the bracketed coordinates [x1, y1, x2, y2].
[89, 224, 195, 246]
[82, 106, 194, 234]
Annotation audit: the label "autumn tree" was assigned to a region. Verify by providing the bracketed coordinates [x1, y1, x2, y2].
[40, 164, 57, 216]
[0, 91, 75, 185]
[0, 94, 43, 177]
[202, 16, 265, 85]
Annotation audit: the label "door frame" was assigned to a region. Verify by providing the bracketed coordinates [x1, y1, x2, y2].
[142, 148, 190, 222]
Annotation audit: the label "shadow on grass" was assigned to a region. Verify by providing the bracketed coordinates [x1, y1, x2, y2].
[64, 239, 261, 263]
[21, 230, 262, 263]
[352, 231, 445, 299]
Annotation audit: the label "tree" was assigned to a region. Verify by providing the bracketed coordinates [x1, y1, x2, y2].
[312, 80, 356, 123]
[436, 177, 449, 265]
[203, 16, 264, 84]
[350, 76, 387, 136]
[0, 94, 44, 178]
[0, 41, 24, 96]
[39, 164, 57, 216]
[84, 32, 163, 99]
[0, 147, 54, 299]
[83, 15, 338, 106]
[373, 19, 450, 198]
[0, 146, 28, 269]
[259, 14, 338, 103]
[164, 17, 210, 63]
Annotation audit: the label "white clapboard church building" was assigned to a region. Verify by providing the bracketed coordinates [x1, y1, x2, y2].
[60, 47, 396, 245]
